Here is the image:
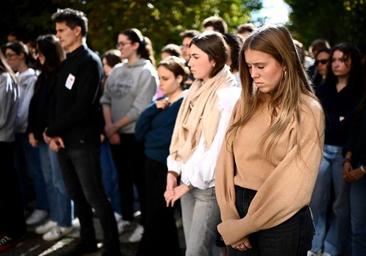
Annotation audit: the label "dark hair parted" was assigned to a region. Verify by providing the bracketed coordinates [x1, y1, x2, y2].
[190, 31, 228, 78]
[121, 28, 154, 63]
[36, 34, 64, 73]
[3, 41, 32, 65]
[202, 16, 228, 34]
[158, 56, 189, 87]
[51, 8, 88, 36]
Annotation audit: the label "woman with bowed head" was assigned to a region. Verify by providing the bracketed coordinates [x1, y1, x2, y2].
[215, 25, 325, 256]
[135, 56, 189, 256]
[164, 31, 240, 256]
[27, 34, 73, 241]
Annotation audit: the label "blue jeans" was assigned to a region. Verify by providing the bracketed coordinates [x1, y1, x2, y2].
[228, 187, 313, 256]
[14, 133, 48, 211]
[181, 187, 222, 256]
[310, 144, 350, 255]
[349, 173, 366, 256]
[57, 145, 120, 254]
[39, 143, 72, 227]
[100, 141, 121, 215]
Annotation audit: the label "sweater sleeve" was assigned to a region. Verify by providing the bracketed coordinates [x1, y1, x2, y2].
[215, 102, 241, 221]
[217, 101, 325, 245]
[134, 102, 160, 142]
[125, 69, 157, 123]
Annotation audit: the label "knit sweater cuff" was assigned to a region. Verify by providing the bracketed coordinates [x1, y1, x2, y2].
[217, 214, 257, 245]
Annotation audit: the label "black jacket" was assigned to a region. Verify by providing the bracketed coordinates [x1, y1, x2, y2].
[28, 71, 57, 142]
[46, 45, 103, 147]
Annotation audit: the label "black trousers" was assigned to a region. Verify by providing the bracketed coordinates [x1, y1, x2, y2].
[110, 134, 145, 224]
[57, 145, 120, 254]
[227, 186, 314, 256]
[137, 157, 181, 256]
[0, 142, 25, 238]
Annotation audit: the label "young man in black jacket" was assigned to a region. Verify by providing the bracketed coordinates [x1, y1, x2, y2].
[44, 8, 121, 256]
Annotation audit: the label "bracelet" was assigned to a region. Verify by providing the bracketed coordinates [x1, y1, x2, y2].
[360, 165, 366, 174]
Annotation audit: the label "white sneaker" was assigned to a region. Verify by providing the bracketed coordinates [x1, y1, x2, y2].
[117, 220, 131, 234]
[72, 218, 80, 229]
[307, 251, 322, 256]
[35, 220, 57, 234]
[42, 226, 73, 241]
[128, 224, 144, 243]
[114, 212, 122, 222]
[26, 209, 48, 225]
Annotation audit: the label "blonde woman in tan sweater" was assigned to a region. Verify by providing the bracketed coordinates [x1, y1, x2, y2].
[215, 25, 325, 256]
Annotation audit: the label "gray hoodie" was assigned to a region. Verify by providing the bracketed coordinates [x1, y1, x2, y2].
[15, 68, 38, 133]
[0, 72, 19, 142]
[100, 59, 158, 133]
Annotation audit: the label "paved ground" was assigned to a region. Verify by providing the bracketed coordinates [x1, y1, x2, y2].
[1, 219, 185, 256]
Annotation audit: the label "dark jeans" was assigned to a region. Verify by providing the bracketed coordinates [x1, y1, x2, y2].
[228, 186, 314, 256]
[57, 145, 120, 254]
[110, 134, 145, 224]
[0, 142, 25, 238]
[137, 157, 181, 256]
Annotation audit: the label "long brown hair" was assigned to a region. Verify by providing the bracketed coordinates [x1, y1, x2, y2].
[227, 25, 318, 159]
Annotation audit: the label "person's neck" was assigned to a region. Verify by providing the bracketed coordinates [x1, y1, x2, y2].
[17, 63, 28, 73]
[65, 40, 82, 54]
[336, 75, 348, 92]
[128, 54, 140, 65]
[166, 90, 183, 103]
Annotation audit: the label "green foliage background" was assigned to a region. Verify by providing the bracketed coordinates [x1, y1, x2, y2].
[1, 0, 261, 56]
[284, 0, 366, 49]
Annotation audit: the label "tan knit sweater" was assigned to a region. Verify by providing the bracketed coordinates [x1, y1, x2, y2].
[215, 94, 324, 245]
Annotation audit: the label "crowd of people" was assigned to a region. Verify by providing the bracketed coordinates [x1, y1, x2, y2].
[0, 7, 365, 256]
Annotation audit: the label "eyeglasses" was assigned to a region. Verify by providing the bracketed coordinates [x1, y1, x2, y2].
[116, 41, 131, 48]
[5, 52, 17, 59]
[315, 59, 329, 65]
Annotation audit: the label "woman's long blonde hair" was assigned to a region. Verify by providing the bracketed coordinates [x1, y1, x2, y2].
[227, 25, 317, 159]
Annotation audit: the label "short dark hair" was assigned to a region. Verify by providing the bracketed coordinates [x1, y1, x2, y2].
[51, 8, 88, 36]
[102, 49, 121, 68]
[237, 23, 256, 34]
[179, 30, 200, 40]
[202, 16, 228, 34]
[190, 31, 228, 78]
[161, 44, 182, 58]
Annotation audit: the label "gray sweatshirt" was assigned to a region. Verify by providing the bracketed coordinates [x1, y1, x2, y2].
[15, 68, 38, 133]
[100, 59, 158, 133]
[0, 72, 19, 142]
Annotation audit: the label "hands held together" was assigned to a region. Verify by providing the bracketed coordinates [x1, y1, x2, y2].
[164, 171, 190, 207]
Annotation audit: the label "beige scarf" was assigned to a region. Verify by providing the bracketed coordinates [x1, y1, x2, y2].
[169, 65, 236, 162]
